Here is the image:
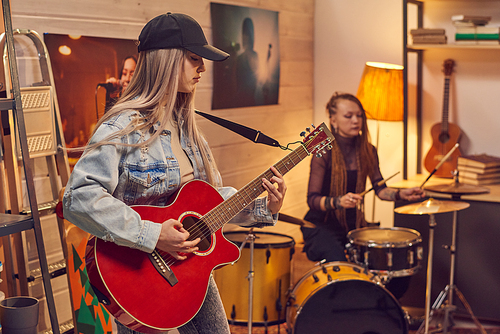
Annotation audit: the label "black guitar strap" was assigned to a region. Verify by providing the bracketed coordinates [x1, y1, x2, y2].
[195, 109, 281, 148]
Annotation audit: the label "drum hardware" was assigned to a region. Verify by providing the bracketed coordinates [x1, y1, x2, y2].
[278, 212, 316, 228]
[394, 198, 486, 334]
[419, 179, 489, 334]
[214, 230, 294, 332]
[236, 227, 257, 334]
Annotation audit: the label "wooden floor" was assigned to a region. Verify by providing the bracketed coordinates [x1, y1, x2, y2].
[228, 313, 500, 334]
[229, 324, 500, 334]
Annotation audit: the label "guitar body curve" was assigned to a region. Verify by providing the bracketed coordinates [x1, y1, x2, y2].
[85, 180, 241, 333]
[424, 121, 461, 178]
[82, 123, 334, 333]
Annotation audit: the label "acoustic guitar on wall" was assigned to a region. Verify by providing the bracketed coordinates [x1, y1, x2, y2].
[424, 59, 461, 178]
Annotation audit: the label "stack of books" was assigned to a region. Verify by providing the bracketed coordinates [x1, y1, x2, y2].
[410, 28, 447, 44]
[452, 15, 499, 45]
[457, 154, 500, 185]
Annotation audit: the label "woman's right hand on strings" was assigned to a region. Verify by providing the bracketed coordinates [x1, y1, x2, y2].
[156, 219, 201, 260]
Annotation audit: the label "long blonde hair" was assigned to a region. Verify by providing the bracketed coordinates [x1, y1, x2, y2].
[84, 48, 221, 187]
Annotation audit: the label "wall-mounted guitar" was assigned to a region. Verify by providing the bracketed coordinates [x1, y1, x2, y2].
[424, 58, 461, 178]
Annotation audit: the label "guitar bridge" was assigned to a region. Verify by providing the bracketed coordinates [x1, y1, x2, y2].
[148, 250, 178, 287]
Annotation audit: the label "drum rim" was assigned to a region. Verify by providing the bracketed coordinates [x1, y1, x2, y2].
[291, 261, 372, 294]
[224, 231, 295, 248]
[347, 226, 422, 248]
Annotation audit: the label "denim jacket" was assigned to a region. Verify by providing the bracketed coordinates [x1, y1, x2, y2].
[63, 110, 277, 253]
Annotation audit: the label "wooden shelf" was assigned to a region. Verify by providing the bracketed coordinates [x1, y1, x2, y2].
[408, 43, 500, 50]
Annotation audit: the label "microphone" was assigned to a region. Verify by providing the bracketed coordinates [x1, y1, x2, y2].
[97, 80, 121, 90]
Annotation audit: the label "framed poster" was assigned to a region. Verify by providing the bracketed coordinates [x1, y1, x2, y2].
[211, 3, 280, 109]
[44, 34, 137, 165]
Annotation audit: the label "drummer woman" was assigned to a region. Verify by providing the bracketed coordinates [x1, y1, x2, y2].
[301, 92, 424, 284]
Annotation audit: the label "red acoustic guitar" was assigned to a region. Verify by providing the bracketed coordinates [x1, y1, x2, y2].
[424, 59, 461, 178]
[85, 123, 333, 333]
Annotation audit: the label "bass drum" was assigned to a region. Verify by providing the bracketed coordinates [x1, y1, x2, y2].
[287, 262, 408, 334]
[214, 231, 295, 325]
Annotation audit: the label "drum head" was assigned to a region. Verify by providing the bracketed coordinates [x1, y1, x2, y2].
[348, 227, 420, 248]
[294, 279, 408, 334]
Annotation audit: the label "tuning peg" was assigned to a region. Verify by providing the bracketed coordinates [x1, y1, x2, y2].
[300, 131, 306, 137]
[327, 144, 333, 150]
[316, 152, 322, 158]
[305, 127, 311, 133]
[311, 124, 316, 129]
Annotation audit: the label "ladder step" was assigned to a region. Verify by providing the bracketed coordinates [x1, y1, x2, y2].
[0, 97, 14, 111]
[21, 199, 59, 215]
[0, 213, 34, 236]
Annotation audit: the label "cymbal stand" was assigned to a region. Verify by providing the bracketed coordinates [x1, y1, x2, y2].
[419, 204, 487, 334]
[238, 228, 256, 334]
[419, 213, 437, 334]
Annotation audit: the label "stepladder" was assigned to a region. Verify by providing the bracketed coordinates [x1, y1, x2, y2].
[0, 28, 112, 333]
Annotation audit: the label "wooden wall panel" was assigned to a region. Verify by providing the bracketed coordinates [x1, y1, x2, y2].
[11, 0, 314, 232]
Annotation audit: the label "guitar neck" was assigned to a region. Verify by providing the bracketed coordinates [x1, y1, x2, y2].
[202, 124, 333, 233]
[203, 145, 309, 233]
[441, 75, 451, 132]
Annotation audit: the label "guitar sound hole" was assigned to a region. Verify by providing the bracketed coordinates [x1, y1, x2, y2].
[439, 132, 450, 144]
[182, 216, 212, 252]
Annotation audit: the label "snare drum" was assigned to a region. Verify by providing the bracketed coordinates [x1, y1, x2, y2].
[347, 227, 423, 277]
[213, 231, 295, 325]
[287, 262, 408, 334]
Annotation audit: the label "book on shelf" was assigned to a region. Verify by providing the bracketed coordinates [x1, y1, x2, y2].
[410, 28, 446, 36]
[458, 176, 500, 186]
[455, 26, 499, 34]
[413, 35, 447, 44]
[455, 40, 499, 45]
[452, 15, 491, 26]
[455, 33, 499, 40]
[458, 164, 500, 174]
[457, 154, 500, 169]
[458, 170, 500, 180]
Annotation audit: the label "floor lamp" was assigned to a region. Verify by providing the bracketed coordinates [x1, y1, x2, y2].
[356, 61, 404, 222]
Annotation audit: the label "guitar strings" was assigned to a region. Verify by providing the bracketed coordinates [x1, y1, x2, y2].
[154, 134, 317, 267]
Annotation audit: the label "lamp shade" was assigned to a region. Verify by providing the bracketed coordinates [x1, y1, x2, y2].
[356, 62, 404, 121]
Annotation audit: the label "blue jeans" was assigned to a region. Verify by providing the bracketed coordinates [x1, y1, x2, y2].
[116, 276, 230, 334]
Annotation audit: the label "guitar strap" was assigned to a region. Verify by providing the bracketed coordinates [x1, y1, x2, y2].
[195, 109, 281, 148]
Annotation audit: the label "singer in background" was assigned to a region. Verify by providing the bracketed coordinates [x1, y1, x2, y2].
[104, 55, 137, 111]
[301, 92, 424, 298]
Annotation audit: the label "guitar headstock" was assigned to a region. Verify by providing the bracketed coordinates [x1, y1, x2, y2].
[302, 123, 334, 158]
[443, 59, 455, 76]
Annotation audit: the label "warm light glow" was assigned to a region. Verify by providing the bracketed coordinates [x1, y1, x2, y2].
[357, 62, 404, 121]
[68, 35, 81, 40]
[58, 45, 72, 56]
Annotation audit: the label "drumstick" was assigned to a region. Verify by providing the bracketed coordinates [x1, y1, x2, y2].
[420, 143, 459, 189]
[360, 171, 400, 197]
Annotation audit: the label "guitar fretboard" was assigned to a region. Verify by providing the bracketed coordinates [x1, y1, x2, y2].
[203, 143, 310, 234]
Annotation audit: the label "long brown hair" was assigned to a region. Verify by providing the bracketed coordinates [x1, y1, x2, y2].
[83, 48, 221, 187]
[326, 92, 377, 230]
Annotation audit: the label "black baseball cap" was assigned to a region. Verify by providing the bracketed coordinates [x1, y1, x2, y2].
[137, 12, 229, 61]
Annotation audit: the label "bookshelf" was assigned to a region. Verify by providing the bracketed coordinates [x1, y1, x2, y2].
[403, 0, 500, 178]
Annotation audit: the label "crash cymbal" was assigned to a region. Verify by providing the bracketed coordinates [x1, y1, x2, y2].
[394, 198, 470, 215]
[278, 213, 316, 228]
[425, 182, 490, 195]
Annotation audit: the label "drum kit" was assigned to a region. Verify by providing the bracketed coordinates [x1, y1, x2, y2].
[214, 177, 490, 334]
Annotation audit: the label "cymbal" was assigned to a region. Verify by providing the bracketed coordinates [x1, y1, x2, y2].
[424, 182, 490, 195]
[278, 213, 316, 228]
[394, 198, 470, 215]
